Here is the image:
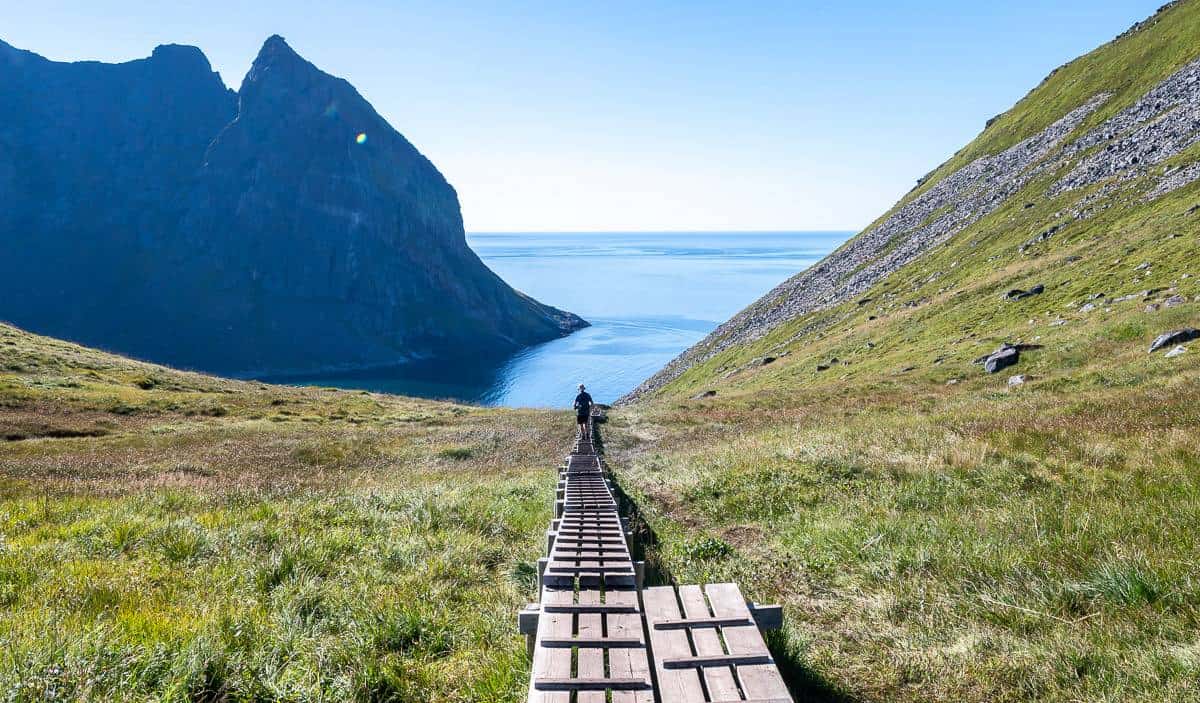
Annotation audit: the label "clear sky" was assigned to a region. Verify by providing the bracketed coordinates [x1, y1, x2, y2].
[5, 1, 1165, 232]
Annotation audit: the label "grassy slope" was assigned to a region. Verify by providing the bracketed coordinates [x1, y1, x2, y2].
[0, 323, 564, 702]
[608, 3, 1200, 702]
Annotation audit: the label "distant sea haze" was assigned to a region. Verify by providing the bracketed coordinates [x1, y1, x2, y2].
[282, 231, 849, 407]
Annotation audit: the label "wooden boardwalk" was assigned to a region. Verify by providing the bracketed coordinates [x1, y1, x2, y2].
[522, 425, 794, 703]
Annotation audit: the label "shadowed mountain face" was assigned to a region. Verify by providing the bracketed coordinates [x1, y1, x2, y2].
[0, 35, 586, 376]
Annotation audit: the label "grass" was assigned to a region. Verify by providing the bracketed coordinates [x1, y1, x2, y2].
[608, 368, 1200, 702]
[0, 322, 566, 702]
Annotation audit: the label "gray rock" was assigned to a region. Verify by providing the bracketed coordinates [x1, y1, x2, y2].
[984, 346, 1020, 374]
[1165, 345, 1187, 358]
[1146, 303, 1161, 313]
[1164, 295, 1187, 307]
[1149, 328, 1200, 353]
[1005, 283, 1046, 301]
[1080, 303, 1097, 313]
[691, 390, 717, 400]
[1008, 374, 1027, 385]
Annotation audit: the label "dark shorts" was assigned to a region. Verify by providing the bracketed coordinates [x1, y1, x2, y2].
[576, 413, 590, 423]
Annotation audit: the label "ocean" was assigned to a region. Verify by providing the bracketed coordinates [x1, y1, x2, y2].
[287, 231, 848, 407]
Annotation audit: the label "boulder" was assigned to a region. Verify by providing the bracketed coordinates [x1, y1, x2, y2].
[1149, 328, 1200, 353]
[1164, 295, 1187, 308]
[1165, 345, 1187, 358]
[983, 345, 1020, 373]
[1008, 374, 1027, 385]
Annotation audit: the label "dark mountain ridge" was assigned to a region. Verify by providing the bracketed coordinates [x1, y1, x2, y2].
[0, 35, 586, 376]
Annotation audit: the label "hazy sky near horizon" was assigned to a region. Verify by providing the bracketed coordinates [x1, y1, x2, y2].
[6, 1, 1165, 231]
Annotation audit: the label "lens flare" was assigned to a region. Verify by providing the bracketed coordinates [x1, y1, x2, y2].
[355, 133, 367, 145]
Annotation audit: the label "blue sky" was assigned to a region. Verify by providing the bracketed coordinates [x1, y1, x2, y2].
[7, 1, 1165, 231]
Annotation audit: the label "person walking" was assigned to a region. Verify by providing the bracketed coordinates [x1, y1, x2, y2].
[574, 384, 593, 439]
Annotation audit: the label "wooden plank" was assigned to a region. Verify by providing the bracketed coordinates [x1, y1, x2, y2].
[540, 637, 643, 648]
[546, 564, 635, 574]
[643, 586, 705, 703]
[577, 588, 605, 703]
[542, 603, 638, 614]
[662, 653, 773, 669]
[528, 588, 574, 703]
[706, 582, 793, 702]
[533, 678, 651, 691]
[606, 586, 654, 703]
[679, 584, 741, 699]
[652, 615, 755, 630]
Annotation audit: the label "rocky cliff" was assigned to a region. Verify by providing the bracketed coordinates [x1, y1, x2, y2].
[626, 0, 1200, 400]
[0, 36, 585, 376]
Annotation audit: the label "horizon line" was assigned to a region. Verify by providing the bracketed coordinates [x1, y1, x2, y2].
[466, 228, 860, 235]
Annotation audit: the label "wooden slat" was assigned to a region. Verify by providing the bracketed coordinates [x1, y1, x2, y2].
[528, 588, 574, 703]
[643, 586, 705, 702]
[679, 584, 741, 699]
[706, 582, 792, 701]
[652, 615, 755, 630]
[662, 653, 773, 669]
[542, 603, 638, 614]
[533, 678, 651, 691]
[609, 587, 654, 703]
[540, 637, 643, 648]
[577, 588, 605, 703]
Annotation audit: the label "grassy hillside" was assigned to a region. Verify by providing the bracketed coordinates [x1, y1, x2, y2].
[0, 323, 564, 702]
[604, 3, 1200, 702]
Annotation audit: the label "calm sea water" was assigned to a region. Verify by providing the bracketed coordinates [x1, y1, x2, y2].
[289, 232, 847, 407]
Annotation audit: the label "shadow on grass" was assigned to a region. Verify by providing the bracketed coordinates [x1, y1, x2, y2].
[592, 423, 857, 703]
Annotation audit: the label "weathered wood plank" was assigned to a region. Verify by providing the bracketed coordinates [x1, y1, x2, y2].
[577, 588, 606, 703]
[652, 615, 755, 630]
[607, 587, 654, 703]
[679, 584, 741, 699]
[542, 603, 638, 614]
[643, 586, 705, 702]
[706, 582, 792, 702]
[528, 588, 574, 703]
[533, 678, 651, 691]
[540, 637, 643, 648]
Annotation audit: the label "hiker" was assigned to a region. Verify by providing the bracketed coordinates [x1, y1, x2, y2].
[574, 383, 593, 438]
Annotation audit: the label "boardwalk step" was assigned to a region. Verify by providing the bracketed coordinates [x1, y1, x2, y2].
[540, 636, 643, 648]
[542, 603, 639, 614]
[662, 652, 773, 668]
[652, 615, 756, 630]
[534, 677, 652, 691]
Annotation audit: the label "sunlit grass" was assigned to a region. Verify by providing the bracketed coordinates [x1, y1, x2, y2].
[0, 322, 565, 702]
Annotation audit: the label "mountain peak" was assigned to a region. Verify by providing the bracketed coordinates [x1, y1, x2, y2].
[251, 34, 308, 70]
[240, 33, 324, 99]
[148, 43, 214, 74]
